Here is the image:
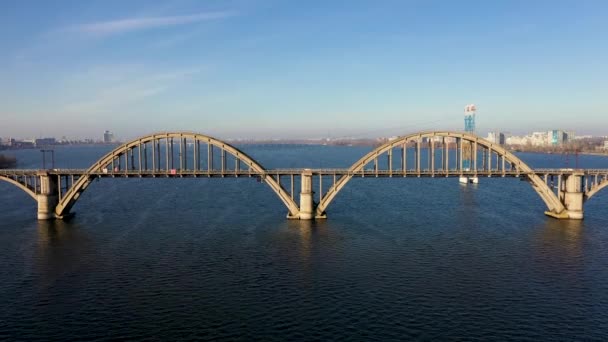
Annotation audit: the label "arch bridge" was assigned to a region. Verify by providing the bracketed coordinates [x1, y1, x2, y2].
[1, 131, 607, 221]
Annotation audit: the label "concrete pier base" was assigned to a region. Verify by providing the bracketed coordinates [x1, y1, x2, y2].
[37, 194, 58, 220]
[544, 210, 570, 219]
[563, 173, 584, 219]
[459, 176, 478, 184]
[36, 172, 59, 220]
[545, 172, 584, 220]
[298, 169, 314, 220]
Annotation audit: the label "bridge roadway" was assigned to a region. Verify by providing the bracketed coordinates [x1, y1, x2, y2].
[3, 168, 608, 177]
[1, 130, 608, 221]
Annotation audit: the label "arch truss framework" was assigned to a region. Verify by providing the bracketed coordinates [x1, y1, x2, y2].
[0, 173, 38, 200]
[52, 132, 300, 219]
[313, 131, 607, 220]
[1, 131, 607, 221]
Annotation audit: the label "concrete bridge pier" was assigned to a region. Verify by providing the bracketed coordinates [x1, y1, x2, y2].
[37, 171, 58, 220]
[563, 173, 584, 220]
[298, 169, 314, 220]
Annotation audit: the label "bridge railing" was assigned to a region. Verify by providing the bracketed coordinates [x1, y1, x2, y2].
[4, 168, 608, 176]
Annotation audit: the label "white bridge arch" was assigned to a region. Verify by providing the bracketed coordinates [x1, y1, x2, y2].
[54, 132, 300, 218]
[315, 131, 567, 217]
[1, 131, 607, 221]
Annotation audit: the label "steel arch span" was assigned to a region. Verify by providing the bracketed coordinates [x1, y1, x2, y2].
[0, 175, 37, 200]
[315, 131, 567, 217]
[586, 178, 608, 201]
[54, 132, 300, 218]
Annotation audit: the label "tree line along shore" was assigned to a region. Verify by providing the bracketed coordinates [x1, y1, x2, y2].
[0, 154, 17, 169]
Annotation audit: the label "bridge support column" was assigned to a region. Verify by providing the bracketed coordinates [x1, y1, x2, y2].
[545, 173, 585, 220]
[298, 169, 314, 220]
[37, 171, 58, 220]
[563, 173, 584, 220]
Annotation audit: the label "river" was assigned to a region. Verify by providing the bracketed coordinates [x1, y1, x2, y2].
[1, 144, 607, 340]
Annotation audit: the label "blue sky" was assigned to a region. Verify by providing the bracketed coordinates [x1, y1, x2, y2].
[1, 0, 607, 139]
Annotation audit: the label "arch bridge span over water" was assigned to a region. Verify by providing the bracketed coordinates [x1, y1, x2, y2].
[1, 131, 607, 221]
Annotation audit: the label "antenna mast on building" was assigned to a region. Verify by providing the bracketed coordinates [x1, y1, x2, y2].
[460, 104, 478, 184]
[464, 104, 476, 134]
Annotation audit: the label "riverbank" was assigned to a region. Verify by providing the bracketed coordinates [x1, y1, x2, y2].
[508, 149, 608, 157]
[0, 154, 17, 168]
[579, 151, 608, 156]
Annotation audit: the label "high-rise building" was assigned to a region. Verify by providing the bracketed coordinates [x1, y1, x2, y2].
[486, 132, 506, 145]
[463, 104, 476, 170]
[464, 104, 476, 134]
[548, 130, 567, 146]
[103, 130, 114, 143]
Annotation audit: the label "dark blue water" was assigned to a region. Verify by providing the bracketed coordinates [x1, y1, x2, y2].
[1, 145, 608, 341]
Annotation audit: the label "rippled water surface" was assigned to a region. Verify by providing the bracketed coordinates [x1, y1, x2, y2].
[1, 145, 608, 341]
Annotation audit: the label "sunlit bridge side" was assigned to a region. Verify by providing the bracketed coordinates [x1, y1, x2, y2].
[313, 131, 607, 220]
[0, 173, 37, 200]
[1, 131, 608, 221]
[52, 132, 300, 219]
[584, 174, 608, 201]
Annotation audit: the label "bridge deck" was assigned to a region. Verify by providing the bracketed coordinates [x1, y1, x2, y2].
[2, 168, 608, 178]
[2, 129, 608, 221]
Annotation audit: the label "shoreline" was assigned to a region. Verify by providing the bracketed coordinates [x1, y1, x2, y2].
[510, 149, 608, 157]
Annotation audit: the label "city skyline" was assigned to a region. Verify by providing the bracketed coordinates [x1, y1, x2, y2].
[3, 127, 608, 145]
[1, 1, 607, 139]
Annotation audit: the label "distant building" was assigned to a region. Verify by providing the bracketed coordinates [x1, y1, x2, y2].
[103, 130, 114, 143]
[604, 141, 608, 150]
[565, 131, 575, 142]
[529, 132, 546, 146]
[505, 132, 546, 146]
[12, 140, 35, 148]
[463, 104, 476, 170]
[464, 104, 476, 133]
[35, 138, 56, 147]
[505, 136, 524, 145]
[486, 132, 506, 145]
[548, 130, 568, 146]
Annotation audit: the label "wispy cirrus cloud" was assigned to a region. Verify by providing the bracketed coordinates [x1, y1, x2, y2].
[65, 11, 234, 36]
[60, 65, 205, 114]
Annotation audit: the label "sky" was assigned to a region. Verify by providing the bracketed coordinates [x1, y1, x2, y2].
[0, 0, 607, 140]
